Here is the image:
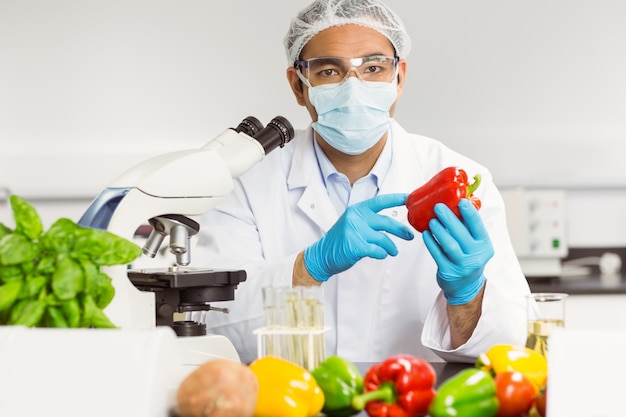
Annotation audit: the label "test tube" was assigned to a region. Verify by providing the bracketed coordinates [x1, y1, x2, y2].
[300, 286, 325, 367]
[261, 286, 286, 358]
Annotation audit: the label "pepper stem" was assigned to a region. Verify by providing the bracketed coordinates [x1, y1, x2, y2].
[475, 352, 492, 374]
[466, 174, 481, 198]
[351, 384, 396, 411]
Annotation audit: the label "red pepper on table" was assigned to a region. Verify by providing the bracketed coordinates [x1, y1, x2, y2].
[351, 354, 436, 417]
[406, 166, 482, 233]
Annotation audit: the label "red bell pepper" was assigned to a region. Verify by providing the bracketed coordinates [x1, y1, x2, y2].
[351, 354, 436, 417]
[406, 166, 481, 233]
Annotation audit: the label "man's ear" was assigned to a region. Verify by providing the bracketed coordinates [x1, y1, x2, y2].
[396, 59, 408, 100]
[286, 67, 307, 106]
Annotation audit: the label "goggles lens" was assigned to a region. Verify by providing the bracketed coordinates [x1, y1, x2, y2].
[295, 55, 399, 87]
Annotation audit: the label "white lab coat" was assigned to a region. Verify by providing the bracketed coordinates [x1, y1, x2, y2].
[192, 120, 531, 364]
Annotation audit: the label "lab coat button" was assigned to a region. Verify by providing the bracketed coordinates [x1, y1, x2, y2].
[391, 210, 398, 217]
[310, 203, 316, 209]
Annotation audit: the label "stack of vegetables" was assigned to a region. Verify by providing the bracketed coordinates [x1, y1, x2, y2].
[309, 346, 547, 417]
[176, 343, 549, 417]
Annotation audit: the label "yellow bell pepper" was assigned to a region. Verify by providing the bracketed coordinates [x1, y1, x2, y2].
[476, 344, 548, 393]
[249, 356, 325, 417]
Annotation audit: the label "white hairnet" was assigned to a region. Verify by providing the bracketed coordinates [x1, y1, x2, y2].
[284, 0, 411, 64]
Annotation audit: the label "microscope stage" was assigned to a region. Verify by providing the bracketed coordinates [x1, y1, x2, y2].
[127, 267, 246, 288]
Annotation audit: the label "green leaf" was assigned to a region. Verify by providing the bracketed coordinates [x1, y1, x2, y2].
[81, 259, 115, 309]
[51, 256, 84, 300]
[94, 273, 115, 309]
[0, 222, 12, 238]
[20, 275, 48, 299]
[19, 255, 36, 274]
[73, 228, 108, 259]
[45, 305, 69, 328]
[10, 195, 43, 241]
[0, 265, 23, 283]
[61, 298, 82, 328]
[11, 299, 46, 327]
[81, 294, 116, 328]
[0, 233, 39, 265]
[76, 228, 141, 266]
[40, 218, 80, 253]
[8, 299, 28, 323]
[36, 253, 57, 275]
[0, 281, 23, 313]
[81, 259, 100, 294]
[44, 292, 60, 306]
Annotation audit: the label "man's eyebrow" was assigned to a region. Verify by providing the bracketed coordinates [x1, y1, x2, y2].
[308, 57, 343, 65]
[309, 54, 390, 64]
[367, 51, 392, 57]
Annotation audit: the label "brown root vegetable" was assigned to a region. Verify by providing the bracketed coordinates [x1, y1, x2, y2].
[176, 359, 259, 417]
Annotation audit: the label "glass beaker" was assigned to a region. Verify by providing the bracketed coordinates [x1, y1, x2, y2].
[525, 292, 568, 356]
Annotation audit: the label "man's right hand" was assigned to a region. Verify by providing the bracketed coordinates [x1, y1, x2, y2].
[303, 193, 414, 282]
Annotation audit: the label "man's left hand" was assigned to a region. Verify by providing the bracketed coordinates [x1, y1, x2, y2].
[422, 198, 494, 305]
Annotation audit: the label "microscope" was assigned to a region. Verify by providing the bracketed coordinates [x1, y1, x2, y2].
[78, 115, 294, 363]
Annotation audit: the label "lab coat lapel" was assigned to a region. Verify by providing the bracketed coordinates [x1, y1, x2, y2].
[298, 179, 338, 233]
[288, 128, 338, 233]
[377, 122, 427, 217]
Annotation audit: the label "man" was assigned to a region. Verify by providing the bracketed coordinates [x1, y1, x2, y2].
[192, 0, 531, 364]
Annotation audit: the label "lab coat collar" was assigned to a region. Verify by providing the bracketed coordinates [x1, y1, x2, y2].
[287, 125, 317, 190]
[288, 124, 404, 191]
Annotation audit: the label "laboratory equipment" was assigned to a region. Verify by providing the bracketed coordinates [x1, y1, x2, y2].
[77, 115, 294, 365]
[525, 292, 568, 356]
[500, 188, 568, 277]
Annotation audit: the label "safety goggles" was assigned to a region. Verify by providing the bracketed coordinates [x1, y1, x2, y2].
[294, 55, 399, 87]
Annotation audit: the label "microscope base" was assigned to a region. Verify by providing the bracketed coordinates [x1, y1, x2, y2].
[177, 333, 241, 376]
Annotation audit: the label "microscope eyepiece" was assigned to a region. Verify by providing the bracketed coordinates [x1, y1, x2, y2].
[254, 115, 295, 154]
[234, 116, 264, 137]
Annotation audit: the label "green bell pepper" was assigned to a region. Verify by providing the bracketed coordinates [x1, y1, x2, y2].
[311, 355, 364, 417]
[429, 368, 498, 417]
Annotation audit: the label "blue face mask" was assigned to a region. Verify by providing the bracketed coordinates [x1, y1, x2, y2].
[309, 77, 397, 155]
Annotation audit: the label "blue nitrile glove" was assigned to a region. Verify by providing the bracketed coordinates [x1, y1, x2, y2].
[422, 199, 494, 305]
[304, 193, 415, 282]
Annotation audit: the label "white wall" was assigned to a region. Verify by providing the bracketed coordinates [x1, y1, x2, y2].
[2, 0, 626, 247]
